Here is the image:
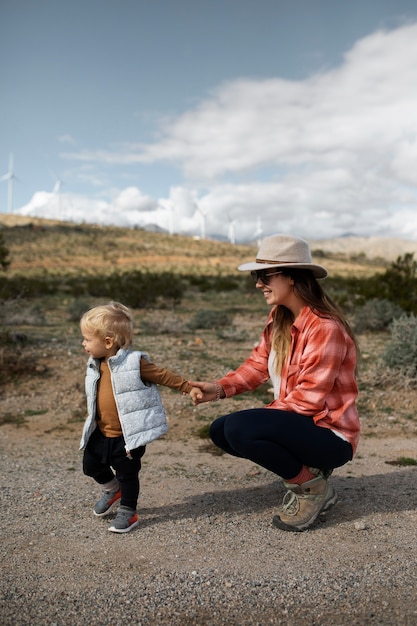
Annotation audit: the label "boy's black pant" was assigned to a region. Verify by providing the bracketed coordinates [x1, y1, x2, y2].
[83, 427, 146, 510]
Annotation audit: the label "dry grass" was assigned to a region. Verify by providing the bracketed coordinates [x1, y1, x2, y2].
[0, 214, 386, 278]
[1, 214, 416, 442]
[0, 290, 416, 442]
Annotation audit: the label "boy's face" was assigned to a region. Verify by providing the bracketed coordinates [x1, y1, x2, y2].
[81, 332, 117, 359]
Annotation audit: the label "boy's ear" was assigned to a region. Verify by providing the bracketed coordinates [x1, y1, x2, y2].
[104, 336, 115, 349]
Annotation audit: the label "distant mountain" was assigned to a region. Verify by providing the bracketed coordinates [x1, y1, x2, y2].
[309, 236, 417, 261]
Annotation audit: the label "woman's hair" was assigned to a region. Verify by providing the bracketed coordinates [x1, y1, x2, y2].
[271, 269, 358, 373]
[80, 301, 134, 349]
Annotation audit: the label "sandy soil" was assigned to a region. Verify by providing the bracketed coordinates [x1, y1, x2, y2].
[1, 341, 417, 626]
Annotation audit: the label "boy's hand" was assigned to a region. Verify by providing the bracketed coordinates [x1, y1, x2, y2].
[189, 386, 204, 405]
[188, 381, 223, 405]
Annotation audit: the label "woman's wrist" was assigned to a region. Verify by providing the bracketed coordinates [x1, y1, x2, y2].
[212, 382, 225, 401]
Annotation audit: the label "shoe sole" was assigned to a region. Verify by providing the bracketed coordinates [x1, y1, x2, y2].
[108, 517, 139, 534]
[273, 489, 338, 532]
[93, 496, 121, 518]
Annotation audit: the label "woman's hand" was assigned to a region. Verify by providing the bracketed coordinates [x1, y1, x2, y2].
[188, 381, 224, 405]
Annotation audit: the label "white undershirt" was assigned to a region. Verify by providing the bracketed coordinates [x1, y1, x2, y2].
[268, 348, 281, 399]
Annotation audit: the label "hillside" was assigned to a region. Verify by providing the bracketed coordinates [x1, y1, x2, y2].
[312, 235, 417, 261]
[1, 213, 409, 277]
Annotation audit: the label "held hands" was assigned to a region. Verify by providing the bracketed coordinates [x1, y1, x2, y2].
[188, 381, 223, 405]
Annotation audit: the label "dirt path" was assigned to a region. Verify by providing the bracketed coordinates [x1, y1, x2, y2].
[1, 408, 417, 625]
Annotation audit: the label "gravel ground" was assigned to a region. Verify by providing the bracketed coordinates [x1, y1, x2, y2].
[2, 413, 417, 626]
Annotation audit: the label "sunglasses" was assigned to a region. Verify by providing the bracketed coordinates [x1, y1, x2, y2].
[250, 269, 283, 284]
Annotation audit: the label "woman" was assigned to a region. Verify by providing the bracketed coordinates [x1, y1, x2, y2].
[190, 234, 360, 532]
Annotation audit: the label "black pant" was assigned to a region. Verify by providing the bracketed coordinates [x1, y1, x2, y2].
[210, 408, 353, 480]
[83, 428, 146, 510]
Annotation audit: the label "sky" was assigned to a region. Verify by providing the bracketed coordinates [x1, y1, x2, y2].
[2, 0, 417, 243]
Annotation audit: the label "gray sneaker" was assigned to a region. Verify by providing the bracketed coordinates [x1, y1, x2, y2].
[273, 476, 338, 532]
[108, 506, 139, 533]
[93, 489, 121, 517]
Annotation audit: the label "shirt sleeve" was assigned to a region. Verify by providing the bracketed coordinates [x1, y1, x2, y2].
[140, 358, 192, 393]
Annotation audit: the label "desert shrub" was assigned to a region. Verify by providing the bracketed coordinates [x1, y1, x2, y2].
[353, 298, 404, 333]
[382, 313, 417, 378]
[212, 276, 241, 291]
[84, 271, 184, 307]
[0, 271, 185, 307]
[67, 298, 92, 322]
[0, 274, 59, 299]
[0, 232, 10, 271]
[324, 276, 364, 314]
[188, 309, 232, 330]
[357, 253, 417, 313]
[187, 274, 241, 292]
[0, 300, 46, 326]
[139, 313, 187, 335]
[216, 327, 249, 341]
[196, 423, 211, 439]
[0, 343, 47, 385]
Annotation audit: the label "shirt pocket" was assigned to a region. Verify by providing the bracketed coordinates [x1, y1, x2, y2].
[284, 364, 299, 392]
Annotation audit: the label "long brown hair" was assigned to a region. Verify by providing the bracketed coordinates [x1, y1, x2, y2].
[271, 269, 358, 373]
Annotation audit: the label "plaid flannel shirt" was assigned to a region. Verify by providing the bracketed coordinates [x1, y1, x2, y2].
[218, 305, 360, 453]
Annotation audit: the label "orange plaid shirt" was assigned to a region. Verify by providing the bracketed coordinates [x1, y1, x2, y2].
[218, 305, 360, 453]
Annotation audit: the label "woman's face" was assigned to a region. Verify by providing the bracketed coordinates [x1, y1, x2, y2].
[253, 270, 295, 307]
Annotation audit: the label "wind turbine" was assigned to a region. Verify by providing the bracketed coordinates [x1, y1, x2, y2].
[254, 215, 263, 244]
[0, 153, 16, 213]
[197, 203, 208, 239]
[227, 213, 236, 244]
[49, 169, 64, 220]
[167, 200, 175, 235]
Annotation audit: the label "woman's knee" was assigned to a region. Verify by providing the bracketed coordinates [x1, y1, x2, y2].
[220, 411, 254, 454]
[209, 415, 227, 447]
[209, 413, 246, 457]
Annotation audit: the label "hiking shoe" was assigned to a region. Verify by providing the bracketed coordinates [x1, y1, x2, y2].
[93, 489, 121, 517]
[309, 466, 334, 480]
[108, 506, 139, 533]
[272, 476, 338, 532]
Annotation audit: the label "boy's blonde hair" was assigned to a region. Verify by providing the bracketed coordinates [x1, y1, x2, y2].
[80, 301, 134, 349]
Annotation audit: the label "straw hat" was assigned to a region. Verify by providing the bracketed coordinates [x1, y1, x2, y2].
[238, 234, 328, 279]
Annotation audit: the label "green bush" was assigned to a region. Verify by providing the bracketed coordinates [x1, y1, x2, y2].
[188, 309, 232, 330]
[0, 274, 58, 299]
[67, 298, 92, 322]
[383, 313, 417, 377]
[0, 270, 185, 307]
[0, 232, 10, 271]
[353, 298, 404, 333]
[188, 274, 242, 292]
[357, 253, 417, 313]
[0, 300, 46, 326]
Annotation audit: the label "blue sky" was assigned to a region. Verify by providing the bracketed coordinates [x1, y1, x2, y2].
[2, 0, 417, 242]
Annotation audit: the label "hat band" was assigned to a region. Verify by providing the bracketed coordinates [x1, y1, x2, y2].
[255, 258, 302, 265]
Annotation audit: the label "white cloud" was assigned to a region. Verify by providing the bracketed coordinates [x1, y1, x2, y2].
[113, 187, 157, 213]
[15, 21, 417, 242]
[137, 22, 417, 178]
